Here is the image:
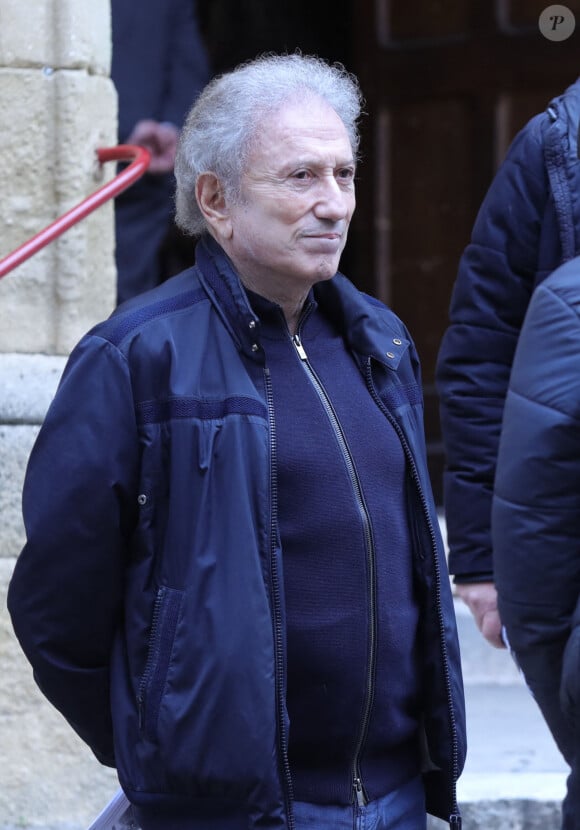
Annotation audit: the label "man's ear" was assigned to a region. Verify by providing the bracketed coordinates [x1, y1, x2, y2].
[196, 172, 233, 239]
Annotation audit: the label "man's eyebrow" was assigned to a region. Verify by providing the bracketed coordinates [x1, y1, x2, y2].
[280, 156, 356, 170]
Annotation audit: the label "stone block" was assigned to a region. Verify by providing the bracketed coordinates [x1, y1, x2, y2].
[0, 559, 119, 829]
[0, 354, 66, 560]
[0, 353, 66, 424]
[0, 68, 117, 354]
[0, 0, 111, 73]
[51, 69, 118, 353]
[0, 425, 38, 560]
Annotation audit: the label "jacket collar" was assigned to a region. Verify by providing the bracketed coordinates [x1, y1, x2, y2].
[194, 234, 409, 369]
[314, 277, 409, 370]
[195, 235, 263, 362]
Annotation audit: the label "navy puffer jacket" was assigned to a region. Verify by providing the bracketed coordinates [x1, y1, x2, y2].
[436, 78, 580, 580]
[493, 256, 580, 763]
[8, 237, 465, 829]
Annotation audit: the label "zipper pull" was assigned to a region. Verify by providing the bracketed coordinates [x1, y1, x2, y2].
[449, 814, 462, 829]
[292, 333, 308, 361]
[353, 777, 366, 807]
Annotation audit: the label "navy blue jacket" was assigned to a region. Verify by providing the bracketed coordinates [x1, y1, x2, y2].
[8, 237, 465, 829]
[436, 78, 580, 580]
[492, 256, 580, 766]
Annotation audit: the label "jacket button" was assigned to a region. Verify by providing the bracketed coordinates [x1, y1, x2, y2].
[251, 343, 259, 352]
[249, 320, 257, 330]
[137, 494, 147, 505]
[393, 338, 402, 346]
[386, 351, 395, 359]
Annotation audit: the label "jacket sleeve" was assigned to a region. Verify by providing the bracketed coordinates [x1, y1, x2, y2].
[492, 279, 580, 762]
[435, 114, 551, 580]
[7, 334, 140, 767]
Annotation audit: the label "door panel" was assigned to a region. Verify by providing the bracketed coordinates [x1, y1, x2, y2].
[382, 1, 471, 39]
[501, 0, 563, 26]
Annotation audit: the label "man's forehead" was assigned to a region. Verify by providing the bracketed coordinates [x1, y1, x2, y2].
[249, 99, 353, 160]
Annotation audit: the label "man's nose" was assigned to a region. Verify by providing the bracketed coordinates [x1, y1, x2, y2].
[313, 176, 352, 221]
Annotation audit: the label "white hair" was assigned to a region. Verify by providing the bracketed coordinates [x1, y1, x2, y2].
[174, 52, 364, 236]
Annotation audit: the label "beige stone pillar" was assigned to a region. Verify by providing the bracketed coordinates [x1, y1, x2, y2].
[0, 1, 121, 826]
[0, 0, 118, 353]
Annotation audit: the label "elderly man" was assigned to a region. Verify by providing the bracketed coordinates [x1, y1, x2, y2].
[8, 54, 465, 830]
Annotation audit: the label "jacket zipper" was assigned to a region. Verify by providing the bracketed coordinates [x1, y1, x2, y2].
[365, 360, 462, 828]
[292, 331, 377, 807]
[265, 367, 295, 829]
[137, 586, 166, 731]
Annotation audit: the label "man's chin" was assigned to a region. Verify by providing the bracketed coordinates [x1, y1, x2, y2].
[292, 253, 343, 284]
[313, 255, 342, 280]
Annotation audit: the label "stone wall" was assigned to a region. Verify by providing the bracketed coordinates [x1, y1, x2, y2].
[0, 0, 117, 353]
[0, 1, 120, 826]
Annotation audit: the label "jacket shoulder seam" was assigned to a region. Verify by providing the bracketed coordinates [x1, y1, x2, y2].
[98, 287, 208, 348]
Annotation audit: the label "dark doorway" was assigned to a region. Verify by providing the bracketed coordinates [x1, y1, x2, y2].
[352, 1, 579, 501]
[197, 1, 353, 74]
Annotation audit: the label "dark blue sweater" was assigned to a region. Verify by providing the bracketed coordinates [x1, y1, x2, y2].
[248, 289, 422, 806]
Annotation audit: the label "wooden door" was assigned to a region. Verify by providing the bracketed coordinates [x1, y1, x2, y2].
[350, 0, 580, 501]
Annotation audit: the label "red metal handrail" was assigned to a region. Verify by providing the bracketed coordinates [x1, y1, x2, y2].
[0, 144, 151, 279]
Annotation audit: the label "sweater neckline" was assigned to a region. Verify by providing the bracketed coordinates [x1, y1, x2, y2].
[245, 287, 321, 342]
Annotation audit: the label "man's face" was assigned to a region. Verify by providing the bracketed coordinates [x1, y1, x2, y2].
[222, 97, 356, 295]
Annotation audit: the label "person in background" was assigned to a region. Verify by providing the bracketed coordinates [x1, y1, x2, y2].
[435, 77, 580, 649]
[492, 253, 580, 829]
[111, 0, 210, 303]
[7, 54, 465, 830]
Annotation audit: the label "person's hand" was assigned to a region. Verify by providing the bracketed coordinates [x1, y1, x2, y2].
[126, 119, 180, 174]
[455, 581, 505, 649]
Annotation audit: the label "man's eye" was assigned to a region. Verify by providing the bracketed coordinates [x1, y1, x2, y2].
[337, 168, 355, 180]
[293, 170, 311, 180]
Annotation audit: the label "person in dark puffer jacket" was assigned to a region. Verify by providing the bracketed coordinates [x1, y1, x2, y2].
[492, 254, 580, 829]
[436, 77, 580, 651]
